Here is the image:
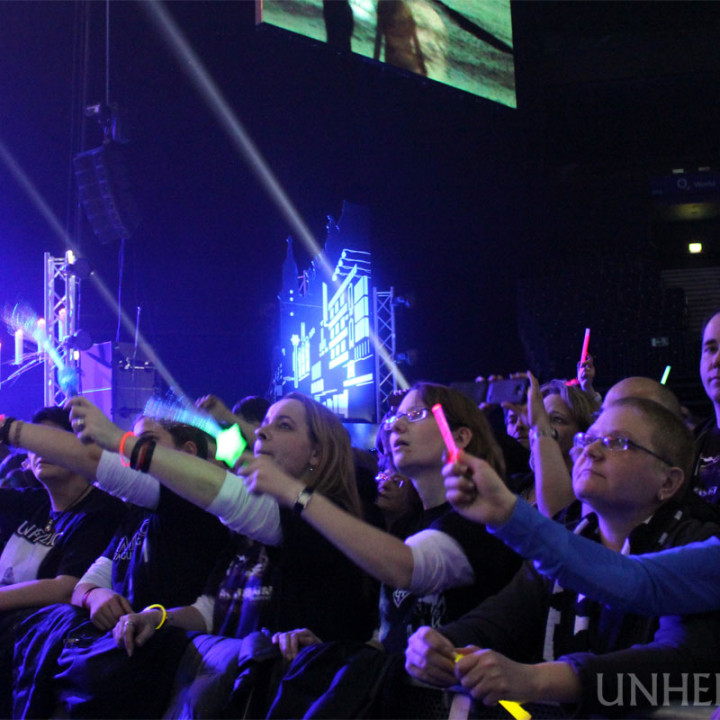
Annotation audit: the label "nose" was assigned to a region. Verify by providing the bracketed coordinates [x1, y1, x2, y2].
[580, 436, 604, 458]
[256, 426, 268, 441]
[389, 414, 409, 432]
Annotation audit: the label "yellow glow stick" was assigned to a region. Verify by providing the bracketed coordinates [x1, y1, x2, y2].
[452, 653, 532, 719]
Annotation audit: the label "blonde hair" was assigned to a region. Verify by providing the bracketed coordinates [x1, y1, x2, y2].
[284, 392, 361, 518]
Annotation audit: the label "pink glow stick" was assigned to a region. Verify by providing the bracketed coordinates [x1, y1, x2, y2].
[432, 403, 458, 462]
[579, 328, 591, 365]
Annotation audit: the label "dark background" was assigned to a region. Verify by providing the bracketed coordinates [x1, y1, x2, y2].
[2, 1, 720, 420]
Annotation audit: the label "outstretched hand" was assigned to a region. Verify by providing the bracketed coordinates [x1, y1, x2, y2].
[443, 449, 517, 528]
[239, 454, 303, 506]
[65, 396, 125, 451]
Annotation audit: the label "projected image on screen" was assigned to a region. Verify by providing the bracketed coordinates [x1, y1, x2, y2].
[259, 0, 515, 108]
[278, 203, 376, 421]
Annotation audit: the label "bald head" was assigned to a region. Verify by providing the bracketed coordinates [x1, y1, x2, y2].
[603, 377, 682, 417]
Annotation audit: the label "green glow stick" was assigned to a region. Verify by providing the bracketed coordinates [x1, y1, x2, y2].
[660, 365, 671, 385]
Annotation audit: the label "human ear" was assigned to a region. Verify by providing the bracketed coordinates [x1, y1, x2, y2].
[658, 466, 685, 502]
[454, 427, 473, 451]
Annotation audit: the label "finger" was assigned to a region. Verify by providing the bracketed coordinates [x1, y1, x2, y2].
[122, 619, 137, 656]
[134, 622, 155, 649]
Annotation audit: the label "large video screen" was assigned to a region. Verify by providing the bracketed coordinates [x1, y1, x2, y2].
[258, 0, 516, 108]
[278, 202, 377, 422]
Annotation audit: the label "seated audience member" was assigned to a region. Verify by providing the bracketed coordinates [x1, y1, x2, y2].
[0, 409, 126, 717]
[374, 465, 421, 530]
[694, 309, 720, 503]
[408, 398, 720, 716]
[252, 384, 523, 718]
[63, 393, 377, 718]
[12, 416, 231, 719]
[373, 410, 421, 529]
[509, 377, 598, 504]
[533, 375, 683, 518]
[577, 352, 602, 403]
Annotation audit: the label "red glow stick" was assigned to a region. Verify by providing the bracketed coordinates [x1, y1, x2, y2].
[431, 403, 458, 462]
[579, 328, 591, 365]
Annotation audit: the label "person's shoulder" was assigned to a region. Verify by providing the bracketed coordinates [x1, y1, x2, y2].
[86, 486, 127, 517]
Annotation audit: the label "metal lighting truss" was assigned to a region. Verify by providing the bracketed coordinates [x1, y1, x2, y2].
[43, 251, 80, 406]
[373, 286, 397, 422]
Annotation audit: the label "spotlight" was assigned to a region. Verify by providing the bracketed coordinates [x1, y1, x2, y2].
[688, 242, 703, 254]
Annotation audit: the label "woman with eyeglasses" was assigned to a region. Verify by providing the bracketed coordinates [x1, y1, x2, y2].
[252, 384, 522, 664]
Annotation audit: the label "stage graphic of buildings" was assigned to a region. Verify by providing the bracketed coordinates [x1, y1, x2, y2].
[278, 202, 375, 422]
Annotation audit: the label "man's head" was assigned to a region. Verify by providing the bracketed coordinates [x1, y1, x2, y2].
[572, 397, 692, 519]
[132, 417, 210, 459]
[603, 377, 682, 417]
[28, 406, 75, 484]
[701, 310, 720, 407]
[504, 406, 529, 449]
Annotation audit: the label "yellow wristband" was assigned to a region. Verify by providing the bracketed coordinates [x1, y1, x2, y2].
[143, 604, 167, 629]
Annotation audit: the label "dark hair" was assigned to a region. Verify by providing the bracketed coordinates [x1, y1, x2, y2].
[412, 382, 506, 479]
[606, 396, 694, 482]
[31, 406, 72, 432]
[232, 396, 271, 424]
[162, 422, 210, 460]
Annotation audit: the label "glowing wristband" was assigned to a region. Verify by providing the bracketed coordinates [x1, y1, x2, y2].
[118, 432, 135, 467]
[143, 604, 167, 629]
[431, 404, 458, 463]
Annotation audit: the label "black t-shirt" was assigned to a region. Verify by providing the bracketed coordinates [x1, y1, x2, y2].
[0, 486, 125, 586]
[210, 508, 377, 644]
[694, 421, 720, 505]
[106, 485, 231, 611]
[378, 502, 522, 654]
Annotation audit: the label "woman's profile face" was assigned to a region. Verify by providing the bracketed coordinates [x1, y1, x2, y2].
[388, 389, 445, 475]
[254, 398, 319, 479]
[543, 393, 579, 459]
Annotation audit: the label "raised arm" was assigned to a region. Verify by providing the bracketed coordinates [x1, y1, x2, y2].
[67, 397, 281, 544]
[443, 449, 720, 615]
[525, 372, 575, 516]
[242, 459, 416, 587]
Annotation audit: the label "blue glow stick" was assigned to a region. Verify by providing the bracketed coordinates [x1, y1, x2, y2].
[4, 303, 79, 396]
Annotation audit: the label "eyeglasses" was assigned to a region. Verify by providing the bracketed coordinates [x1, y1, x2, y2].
[573, 432, 672, 466]
[375, 472, 405, 488]
[382, 407, 431, 430]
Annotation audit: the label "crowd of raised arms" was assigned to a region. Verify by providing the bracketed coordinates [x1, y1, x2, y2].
[2, 311, 720, 719]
